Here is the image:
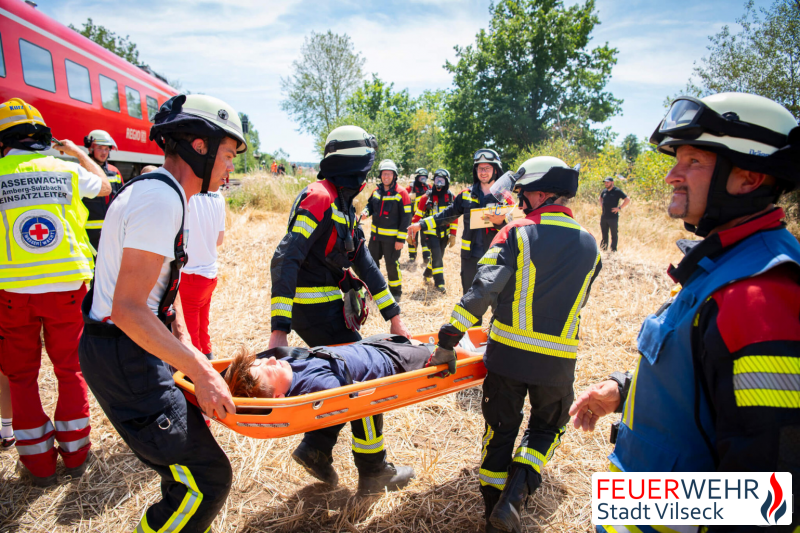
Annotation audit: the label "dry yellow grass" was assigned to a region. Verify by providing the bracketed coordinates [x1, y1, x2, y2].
[0, 181, 700, 532]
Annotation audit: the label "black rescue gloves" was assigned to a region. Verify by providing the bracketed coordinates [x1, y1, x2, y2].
[426, 346, 457, 378]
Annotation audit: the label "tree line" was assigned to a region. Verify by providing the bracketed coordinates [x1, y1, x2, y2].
[281, 0, 799, 188]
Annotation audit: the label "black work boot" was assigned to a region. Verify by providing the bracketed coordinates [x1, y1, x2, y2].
[357, 462, 415, 495]
[489, 464, 539, 533]
[291, 442, 338, 486]
[481, 485, 503, 533]
[390, 288, 402, 303]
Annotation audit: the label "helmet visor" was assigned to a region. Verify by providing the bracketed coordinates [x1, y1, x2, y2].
[434, 176, 447, 188]
[489, 170, 522, 205]
[651, 96, 788, 149]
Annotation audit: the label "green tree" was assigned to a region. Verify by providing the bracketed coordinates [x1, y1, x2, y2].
[621, 134, 642, 165]
[281, 31, 366, 137]
[686, 0, 800, 117]
[233, 113, 262, 174]
[70, 18, 146, 67]
[443, 0, 622, 178]
[409, 90, 447, 174]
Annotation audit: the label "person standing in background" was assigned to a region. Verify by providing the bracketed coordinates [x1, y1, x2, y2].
[598, 176, 630, 252]
[178, 189, 226, 359]
[82, 130, 123, 252]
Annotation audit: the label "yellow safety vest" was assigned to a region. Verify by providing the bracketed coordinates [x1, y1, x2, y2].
[0, 153, 94, 290]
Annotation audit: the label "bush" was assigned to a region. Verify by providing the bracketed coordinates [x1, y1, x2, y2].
[628, 150, 674, 205]
[226, 173, 310, 212]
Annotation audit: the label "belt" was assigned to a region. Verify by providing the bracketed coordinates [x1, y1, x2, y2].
[83, 321, 125, 338]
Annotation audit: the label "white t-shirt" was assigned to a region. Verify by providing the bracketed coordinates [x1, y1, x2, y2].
[89, 167, 187, 323]
[6, 148, 103, 295]
[183, 191, 225, 278]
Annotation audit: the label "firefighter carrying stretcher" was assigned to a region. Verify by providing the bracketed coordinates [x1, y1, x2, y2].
[432, 156, 602, 533]
[406, 168, 430, 263]
[409, 168, 457, 293]
[364, 159, 412, 302]
[268, 125, 415, 494]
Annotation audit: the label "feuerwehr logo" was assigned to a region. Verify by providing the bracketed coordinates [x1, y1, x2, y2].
[761, 473, 787, 525]
[217, 109, 228, 121]
[13, 210, 64, 253]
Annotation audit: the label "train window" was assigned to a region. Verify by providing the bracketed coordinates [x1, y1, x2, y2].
[146, 96, 158, 122]
[99, 75, 120, 112]
[0, 34, 5, 77]
[125, 87, 143, 119]
[19, 39, 55, 92]
[65, 60, 92, 104]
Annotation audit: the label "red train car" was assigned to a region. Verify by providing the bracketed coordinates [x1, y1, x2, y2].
[0, 0, 179, 178]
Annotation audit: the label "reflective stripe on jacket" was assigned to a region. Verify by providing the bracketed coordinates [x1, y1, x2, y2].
[611, 212, 800, 474]
[440, 204, 601, 385]
[428, 183, 505, 259]
[270, 179, 400, 333]
[366, 184, 412, 243]
[0, 153, 94, 289]
[82, 161, 122, 230]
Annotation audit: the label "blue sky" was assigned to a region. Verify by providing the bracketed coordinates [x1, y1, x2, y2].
[38, 0, 768, 162]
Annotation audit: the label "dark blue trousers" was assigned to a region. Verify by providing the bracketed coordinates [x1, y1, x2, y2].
[79, 324, 231, 533]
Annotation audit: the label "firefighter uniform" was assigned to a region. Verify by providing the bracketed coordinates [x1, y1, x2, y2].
[80, 94, 248, 531]
[0, 145, 96, 479]
[438, 200, 600, 529]
[598, 214, 800, 533]
[421, 182, 504, 295]
[271, 177, 401, 472]
[366, 181, 412, 300]
[82, 159, 122, 251]
[412, 189, 457, 289]
[406, 170, 430, 262]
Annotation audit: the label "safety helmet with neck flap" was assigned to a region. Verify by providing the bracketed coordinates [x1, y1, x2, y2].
[651, 92, 800, 237]
[491, 156, 579, 215]
[83, 129, 117, 150]
[319, 125, 377, 193]
[473, 148, 502, 183]
[378, 159, 399, 187]
[0, 98, 52, 153]
[149, 94, 247, 193]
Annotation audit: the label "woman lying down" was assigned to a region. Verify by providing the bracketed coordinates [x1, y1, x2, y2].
[223, 335, 457, 494]
[224, 335, 456, 399]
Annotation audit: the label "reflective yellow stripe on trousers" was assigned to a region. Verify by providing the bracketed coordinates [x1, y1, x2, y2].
[134, 464, 203, 533]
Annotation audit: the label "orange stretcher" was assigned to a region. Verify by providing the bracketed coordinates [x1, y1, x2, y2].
[173, 328, 488, 439]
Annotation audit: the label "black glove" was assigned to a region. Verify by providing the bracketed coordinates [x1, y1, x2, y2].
[426, 346, 457, 378]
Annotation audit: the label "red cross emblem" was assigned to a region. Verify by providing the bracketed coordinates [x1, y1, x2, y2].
[28, 223, 50, 241]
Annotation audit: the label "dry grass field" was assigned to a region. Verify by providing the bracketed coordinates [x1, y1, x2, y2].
[0, 176, 711, 532]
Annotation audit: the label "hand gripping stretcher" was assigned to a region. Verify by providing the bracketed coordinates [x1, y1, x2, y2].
[173, 328, 488, 439]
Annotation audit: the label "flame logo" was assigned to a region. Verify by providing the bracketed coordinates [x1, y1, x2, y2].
[760, 473, 787, 524]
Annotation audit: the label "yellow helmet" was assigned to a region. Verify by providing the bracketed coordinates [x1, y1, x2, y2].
[0, 98, 47, 132]
[0, 98, 51, 151]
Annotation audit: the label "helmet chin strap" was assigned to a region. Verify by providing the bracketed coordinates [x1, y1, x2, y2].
[688, 155, 778, 237]
[517, 191, 556, 215]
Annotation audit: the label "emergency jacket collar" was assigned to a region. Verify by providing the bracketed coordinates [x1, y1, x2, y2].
[524, 204, 574, 220]
[668, 207, 786, 285]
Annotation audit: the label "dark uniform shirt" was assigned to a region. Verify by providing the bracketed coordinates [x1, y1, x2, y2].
[600, 186, 627, 217]
[255, 341, 432, 396]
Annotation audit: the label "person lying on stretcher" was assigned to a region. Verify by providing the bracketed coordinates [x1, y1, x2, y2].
[224, 335, 457, 399]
